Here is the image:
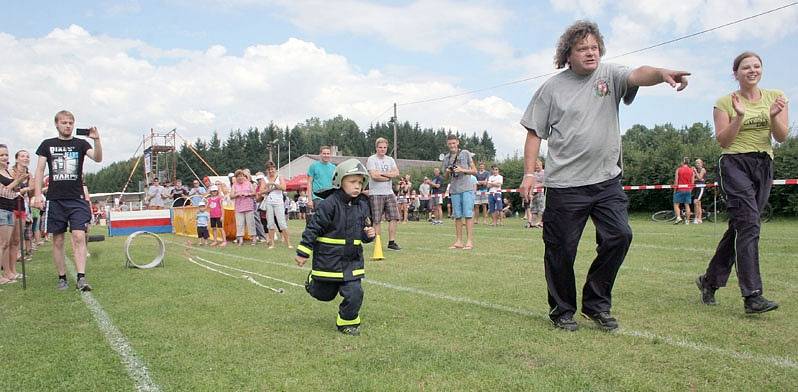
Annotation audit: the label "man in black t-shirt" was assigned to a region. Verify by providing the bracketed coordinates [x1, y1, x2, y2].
[33, 110, 103, 292]
[430, 168, 444, 225]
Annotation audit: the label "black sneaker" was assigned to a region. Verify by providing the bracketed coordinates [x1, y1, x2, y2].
[76, 277, 92, 292]
[582, 311, 619, 331]
[387, 242, 401, 251]
[696, 275, 717, 305]
[744, 294, 779, 314]
[550, 314, 578, 332]
[337, 326, 360, 336]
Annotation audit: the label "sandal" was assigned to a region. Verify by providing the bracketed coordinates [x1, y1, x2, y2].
[448, 244, 464, 249]
[463, 244, 473, 250]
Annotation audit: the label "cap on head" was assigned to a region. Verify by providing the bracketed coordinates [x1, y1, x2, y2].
[198, 201, 206, 206]
[209, 185, 219, 191]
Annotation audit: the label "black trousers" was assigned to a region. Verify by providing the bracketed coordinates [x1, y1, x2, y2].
[307, 278, 363, 326]
[703, 153, 772, 297]
[542, 176, 633, 320]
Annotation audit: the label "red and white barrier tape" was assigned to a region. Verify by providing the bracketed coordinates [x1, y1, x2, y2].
[476, 179, 798, 194]
[407, 179, 798, 201]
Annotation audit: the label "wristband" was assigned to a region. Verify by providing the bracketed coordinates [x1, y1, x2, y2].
[524, 174, 536, 177]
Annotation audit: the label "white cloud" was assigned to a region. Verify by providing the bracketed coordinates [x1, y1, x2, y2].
[209, 0, 513, 54]
[0, 25, 529, 173]
[553, 0, 798, 43]
[549, 0, 609, 17]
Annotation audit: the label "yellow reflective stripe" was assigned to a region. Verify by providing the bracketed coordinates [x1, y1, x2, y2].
[336, 314, 361, 326]
[297, 244, 313, 256]
[352, 269, 365, 276]
[318, 237, 362, 245]
[311, 270, 344, 278]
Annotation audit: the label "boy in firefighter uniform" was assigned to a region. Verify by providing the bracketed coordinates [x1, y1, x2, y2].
[295, 158, 375, 336]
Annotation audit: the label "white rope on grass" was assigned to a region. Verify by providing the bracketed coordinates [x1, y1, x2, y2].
[65, 257, 162, 392]
[195, 256, 303, 288]
[186, 257, 285, 293]
[169, 240, 798, 369]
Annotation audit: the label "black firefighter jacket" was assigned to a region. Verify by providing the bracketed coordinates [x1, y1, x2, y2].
[296, 189, 374, 282]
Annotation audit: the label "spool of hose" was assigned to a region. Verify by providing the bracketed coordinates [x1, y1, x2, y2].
[125, 231, 165, 269]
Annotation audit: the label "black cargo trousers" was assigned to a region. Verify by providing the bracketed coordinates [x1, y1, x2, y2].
[542, 175, 633, 320]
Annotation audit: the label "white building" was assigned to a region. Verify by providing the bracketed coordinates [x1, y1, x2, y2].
[279, 154, 441, 179]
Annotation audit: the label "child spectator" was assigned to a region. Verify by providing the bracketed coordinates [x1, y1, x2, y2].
[196, 201, 210, 246]
[206, 185, 226, 247]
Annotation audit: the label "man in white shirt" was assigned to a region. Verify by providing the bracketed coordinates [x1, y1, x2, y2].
[487, 166, 504, 226]
[366, 137, 402, 251]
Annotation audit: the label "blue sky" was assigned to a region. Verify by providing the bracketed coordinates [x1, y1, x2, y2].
[1, 0, 796, 172]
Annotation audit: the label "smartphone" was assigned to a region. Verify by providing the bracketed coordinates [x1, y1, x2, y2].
[76, 128, 91, 136]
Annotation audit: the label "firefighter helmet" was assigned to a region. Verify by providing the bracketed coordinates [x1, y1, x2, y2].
[332, 158, 370, 189]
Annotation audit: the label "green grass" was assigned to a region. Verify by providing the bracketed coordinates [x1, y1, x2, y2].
[2, 217, 797, 391]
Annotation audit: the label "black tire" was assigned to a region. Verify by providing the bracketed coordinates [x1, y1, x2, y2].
[651, 210, 675, 223]
[761, 203, 773, 223]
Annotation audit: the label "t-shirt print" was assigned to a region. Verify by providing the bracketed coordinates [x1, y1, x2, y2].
[49, 146, 81, 182]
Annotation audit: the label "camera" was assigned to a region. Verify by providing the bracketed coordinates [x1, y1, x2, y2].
[447, 163, 459, 177]
[76, 128, 91, 136]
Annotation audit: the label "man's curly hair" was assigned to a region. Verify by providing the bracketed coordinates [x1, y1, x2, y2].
[554, 20, 606, 69]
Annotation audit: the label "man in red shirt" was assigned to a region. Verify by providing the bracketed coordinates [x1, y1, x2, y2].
[673, 157, 694, 224]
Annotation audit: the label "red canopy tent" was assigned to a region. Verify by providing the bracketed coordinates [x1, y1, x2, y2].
[284, 174, 309, 192]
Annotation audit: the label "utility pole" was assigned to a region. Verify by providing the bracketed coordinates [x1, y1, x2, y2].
[391, 102, 398, 159]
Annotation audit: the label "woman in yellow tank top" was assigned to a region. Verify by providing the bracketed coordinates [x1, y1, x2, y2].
[696, 51, 789, 314]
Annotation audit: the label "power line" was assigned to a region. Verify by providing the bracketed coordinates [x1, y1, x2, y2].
[606, 1, 798, 60]
[367, 105, 394, 126]
[396, 2, 798, 108]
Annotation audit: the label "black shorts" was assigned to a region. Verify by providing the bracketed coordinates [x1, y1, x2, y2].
[693, 185, 705, 201]
[210, 217, 223, 228]
[197, 226, 210, 239]
[44, 199, 91, 234]
[299, 206, 307, 213]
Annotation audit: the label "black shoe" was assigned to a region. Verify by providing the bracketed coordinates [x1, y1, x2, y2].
[582, 311, 619, 331]
[696, 275, 717, 305]
[387, 242, 401, 251]
[551, 314, 578, 332]
[337, 325, 360, 336]
[744, 294, 779, 314]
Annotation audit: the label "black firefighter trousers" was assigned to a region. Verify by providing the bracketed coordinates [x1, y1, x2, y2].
[307, 278, 364, 327]
[542, 176, 633, 320]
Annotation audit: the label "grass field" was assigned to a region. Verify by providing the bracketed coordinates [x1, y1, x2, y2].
[2, 216, 797, 391]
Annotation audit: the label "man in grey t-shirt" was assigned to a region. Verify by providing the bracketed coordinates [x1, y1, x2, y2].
[442, 134, 477, 250]
[518, 20, 689, 332]
[367, 137, 402, 251]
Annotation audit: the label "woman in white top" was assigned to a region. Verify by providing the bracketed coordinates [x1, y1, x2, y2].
[258, 162, 291, 249]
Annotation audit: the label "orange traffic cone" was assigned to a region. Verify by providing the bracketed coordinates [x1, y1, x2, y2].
[371, 234, 385, 261]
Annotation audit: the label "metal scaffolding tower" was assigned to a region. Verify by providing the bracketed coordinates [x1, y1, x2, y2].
[142, 128, 177, 185]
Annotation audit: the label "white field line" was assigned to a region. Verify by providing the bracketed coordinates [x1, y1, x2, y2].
[175, 244, 797, 369]
[411, 245, 797, 291]
[65, 257, 161, 392]
[368, 280, 797, 369]
[186, 257, 285, 293]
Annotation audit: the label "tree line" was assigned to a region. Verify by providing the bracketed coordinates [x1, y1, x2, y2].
[84, 115, 497, 192]
[85, 116, 796, 216]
